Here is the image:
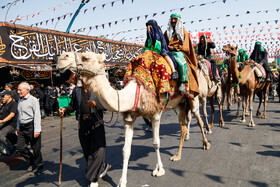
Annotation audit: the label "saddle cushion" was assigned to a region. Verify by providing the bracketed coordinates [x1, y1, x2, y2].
[124, 50, 190, 101]
[255, 63, 266, 79]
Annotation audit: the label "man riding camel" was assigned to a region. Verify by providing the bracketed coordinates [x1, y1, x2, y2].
[196, 35, 220, 82]
[250, 41, 272, 81]
[164, 13, 199, 98]
[237, 48, 249, 63]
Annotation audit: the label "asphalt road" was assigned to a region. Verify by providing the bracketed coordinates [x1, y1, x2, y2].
[0, 96, 279, 187]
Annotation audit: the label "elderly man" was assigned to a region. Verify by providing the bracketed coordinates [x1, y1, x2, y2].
[16, 82, 44, 173]
[164, 13, 199, 98]
[0, 90, 17, 155]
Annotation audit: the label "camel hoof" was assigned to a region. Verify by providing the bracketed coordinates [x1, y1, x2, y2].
[169, 154, 181, 162]
[239, 119, 246, 123]
[245, 112, 249, 116]
[185, 134, 190, 141]
[206, 129, 212, 134]
[117, 180, 127, 187]
[203, 141, 211, 150]
[256, 111, 261, 117]
[261, 115, 267, 119]
[248, 121, 255, 127]
[152, 166, 165, 177]
[219, 121, 225, 126]
[209, 123, 214, 127]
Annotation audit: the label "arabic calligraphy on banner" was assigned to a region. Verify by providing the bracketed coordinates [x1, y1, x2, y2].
[21, 70, 51, 79]
[0, 22, 143, 65]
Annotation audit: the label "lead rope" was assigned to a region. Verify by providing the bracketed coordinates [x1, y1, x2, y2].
[93, 89, 120, 127]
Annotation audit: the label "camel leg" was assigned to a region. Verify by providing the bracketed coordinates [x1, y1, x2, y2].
[185, 109, 192, 141]
[201, 97, 212, 134]
[191, 97, 211, 150]
[236, 95, 241, 118]
[151, 113, 165, 177]
[221, 84, 226, 108]
[239, 95, 246, 123]
[207, 97, 214, 131]
[244, 95, 249, 116]
[248, 91, 256, 127]
[170, 104, 187, 161]
[256, 92, 262, 117]
[216, 86, 225, 126]
[226, 85, 232, 110]
[262, 86, 269, 119]
[118, 116, 135, 187]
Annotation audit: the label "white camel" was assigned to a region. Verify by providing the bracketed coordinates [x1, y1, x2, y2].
[185, 56, 224, 140]
[57, 52, 210, 187]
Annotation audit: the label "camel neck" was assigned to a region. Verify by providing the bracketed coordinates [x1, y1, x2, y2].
[229, 55, 240, 83]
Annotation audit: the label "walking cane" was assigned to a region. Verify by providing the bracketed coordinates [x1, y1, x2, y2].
[59, 116, 63, 184]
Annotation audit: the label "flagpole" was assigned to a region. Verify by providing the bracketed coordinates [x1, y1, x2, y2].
[66, 0, 90, 33]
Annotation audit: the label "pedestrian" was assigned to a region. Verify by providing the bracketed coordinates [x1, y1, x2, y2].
[5, 83, 19, 102]
[16, 82, 44, 173]
[59, 79, 110, 187]
[0, 90, 17, 156]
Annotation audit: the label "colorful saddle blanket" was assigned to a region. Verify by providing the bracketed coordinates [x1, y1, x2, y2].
[255, 63, 266, 79]
[123, 50, 189, 101]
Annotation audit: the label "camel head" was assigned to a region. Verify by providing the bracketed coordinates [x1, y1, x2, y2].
[80, 52, 105, 70]
[222, 44, 238, 57]
[56, 52, 83, 73]
[56, 52, 106, 76]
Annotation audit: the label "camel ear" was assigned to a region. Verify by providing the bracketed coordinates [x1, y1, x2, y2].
[98, 53, 106, 63]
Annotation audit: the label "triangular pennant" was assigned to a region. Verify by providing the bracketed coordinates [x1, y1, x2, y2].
[266, 21, 269, 24]
[51, 18, 54, 23]
[180, 7, 184, 11]
[108, 22, 112, 27]
[115, 21, 118, 25]
[153, 13, 157, 17]
[226, 14, 230, 17]
[276, 9, 279, 12]
[200, 3, 206, 6]
[191, 21, 194, 24]
[57, 17, 61, 20]
[122, 0, 125, 4]
[129, 18, 133, 22]
[236, 14, 239, 17]
[122, 19, 125, 22]
[36, 23, 38, 26]
[89, 26, 92, 30]
[93, 7, 96, 12]
[102, 4, 105, 9]
[161, 11, 166, 15]
[246, 11, 250, 14]
[84, 9, 88, 14]
[111, 1, 115, 6]
[240, 24, 243, 27]
[145, 15, 148, 19]
[40, 22, 43, 25]
[63, 15, 67, 19]
[275, 20, 278, 24]
[257, 22, 260, 25]
[265, 10, 268, 13]
[137, 16, 140, 21]
[96, 25, 98, 30]
[223, 26, 226, 30]
[46, 20, 49, 25]
[70, 13, 73, 17]
[232, 25, 235, 28]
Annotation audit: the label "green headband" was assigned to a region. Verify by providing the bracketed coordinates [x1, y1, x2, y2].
[170, 13, 181, 19]
[255, 41, 264, 52]
[256, 41, 262, 45]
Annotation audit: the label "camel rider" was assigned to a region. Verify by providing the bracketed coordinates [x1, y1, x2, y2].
[164, 13, 199, 97]
[196, 35, 220, 82]
[237, 49, 249, 63]
[250, 41, 272, 81]
[144, 20, 179, 80]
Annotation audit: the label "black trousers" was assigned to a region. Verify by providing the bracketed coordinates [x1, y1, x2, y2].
[17, 122, 43, 167]
[210, 59, 217, 79]
[79, 111, 106, 182]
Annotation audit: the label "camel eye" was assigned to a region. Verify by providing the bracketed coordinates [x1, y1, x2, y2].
[82, 56, 89, 62]
[65, 54, 69, 58]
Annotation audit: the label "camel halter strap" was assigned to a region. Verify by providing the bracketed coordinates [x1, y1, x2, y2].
[74, 52, 82, 78]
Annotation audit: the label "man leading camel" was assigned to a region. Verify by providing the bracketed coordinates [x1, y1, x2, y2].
[164, 13, 199, 98]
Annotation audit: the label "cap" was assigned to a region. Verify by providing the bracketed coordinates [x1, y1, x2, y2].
[0, 90, 13, 97]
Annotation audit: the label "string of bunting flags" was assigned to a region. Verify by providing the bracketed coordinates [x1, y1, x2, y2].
[27, 0, 244, 32]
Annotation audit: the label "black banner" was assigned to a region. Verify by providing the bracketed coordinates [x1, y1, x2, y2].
[0, 22, 143, 65]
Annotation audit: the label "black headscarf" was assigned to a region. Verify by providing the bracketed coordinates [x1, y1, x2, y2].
[250, 42, 267, 63]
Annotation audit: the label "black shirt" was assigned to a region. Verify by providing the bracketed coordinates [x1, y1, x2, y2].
[66, 87, 91, 116]
[196, 42, 216, 61]
[0, 100, 18, 128]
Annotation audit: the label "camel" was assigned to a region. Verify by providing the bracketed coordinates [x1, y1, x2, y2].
[222, 44, 270, 127]
[185, 56, 224, 140]
[56, 52, 210, 187]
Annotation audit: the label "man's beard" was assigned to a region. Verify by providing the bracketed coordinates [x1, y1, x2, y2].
[2, 99, 7, 104]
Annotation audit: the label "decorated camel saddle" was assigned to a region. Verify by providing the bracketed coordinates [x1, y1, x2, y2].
[123, 50, 190, 103]
[196, 55, 220, 88]
[245, 60, 266, 81]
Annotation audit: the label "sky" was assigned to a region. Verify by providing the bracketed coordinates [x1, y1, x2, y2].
[0, 0, 279, 56]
